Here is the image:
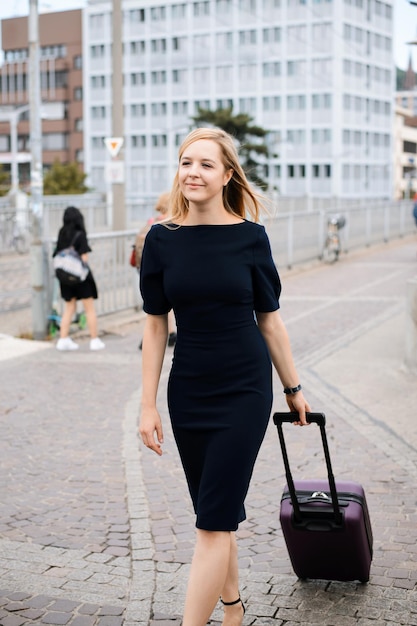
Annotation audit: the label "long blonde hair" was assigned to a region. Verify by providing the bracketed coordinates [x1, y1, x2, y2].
[169, 127, 265, 224]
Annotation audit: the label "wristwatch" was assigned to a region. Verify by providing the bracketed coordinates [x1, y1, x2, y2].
[283, 384, 302, 395]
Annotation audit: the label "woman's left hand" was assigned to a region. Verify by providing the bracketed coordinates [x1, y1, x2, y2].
[286, 391, 311, 426]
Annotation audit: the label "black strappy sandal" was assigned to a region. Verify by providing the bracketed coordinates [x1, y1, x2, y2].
[220, 596, 246, 614]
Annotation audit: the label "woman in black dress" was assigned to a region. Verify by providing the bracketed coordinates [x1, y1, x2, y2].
[139, 128, 310, 626]
[53, 206, 105, 351]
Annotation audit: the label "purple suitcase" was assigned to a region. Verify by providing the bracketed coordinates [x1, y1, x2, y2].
[273, 412, 373, 583]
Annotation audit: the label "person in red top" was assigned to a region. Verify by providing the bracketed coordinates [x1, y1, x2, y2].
[134, 193, 177, 348]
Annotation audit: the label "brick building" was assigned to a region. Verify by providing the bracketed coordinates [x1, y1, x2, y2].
[0, 9, 83, 189]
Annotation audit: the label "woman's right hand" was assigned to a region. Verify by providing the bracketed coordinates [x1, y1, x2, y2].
[139, 407, 164, 456]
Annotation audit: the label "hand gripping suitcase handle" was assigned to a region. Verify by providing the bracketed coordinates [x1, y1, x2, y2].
[273, 411, 343, 525]
[273, 411, 326, 426]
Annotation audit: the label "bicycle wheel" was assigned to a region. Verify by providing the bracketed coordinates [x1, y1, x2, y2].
[322, 237, 339, 264]
[14, 232, 30, 254]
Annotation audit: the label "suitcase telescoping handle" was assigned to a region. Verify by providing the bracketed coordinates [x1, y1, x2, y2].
[273, 412, 343, 525]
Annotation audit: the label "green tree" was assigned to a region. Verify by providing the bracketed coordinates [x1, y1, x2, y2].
[0, 165, 10, 197]
[43, 160, 88, 195]
[192, 106, 270, 190]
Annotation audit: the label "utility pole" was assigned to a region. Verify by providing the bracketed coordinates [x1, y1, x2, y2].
[111, 0, 125, 230]
[29, 0, 47, 339]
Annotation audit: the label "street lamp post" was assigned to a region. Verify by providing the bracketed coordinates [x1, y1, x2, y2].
[111, 0, 125, 231]
[0, 105, 30, 197]
[29, 0, 47, 340]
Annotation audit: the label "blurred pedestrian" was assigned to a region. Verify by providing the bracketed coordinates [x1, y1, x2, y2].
[134, 192, 177, 349]
[53, 206, 105, 351]
[139, 128, 310, 626]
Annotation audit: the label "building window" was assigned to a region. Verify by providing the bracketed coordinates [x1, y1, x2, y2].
[131, 103, 146, 116]
[216, 0, 233, 14]
[287, 59, 305, 77]
[287, 95, 306, 110]
[216, 65, 233, 82]
[172, 3, 187, 18]
[239, 98, 256, 113]
[194, 100, 210, 112]
[91, 44, 106, 59]
[313, 93, 332, 109]
[92, 137, 104, 148]
[132, 135, 147, 147]
[74, 55, 82, 69]
[263, 96, 281, 111]
[216, 98, 233, 109]
[43, 133, 68, 151]
[151, 6, 166, 20]
[151, 70, 167, 84]
[216, 32, 233, 50]
[151, 134, 167, 147]
[0, 135, 9, 151]
[130, 41, 146, 54]
[151, 102, 167, 116]
[128, 8, 145, 21]
[263, 27, 281, 43]
[151, 39, 167, 53]
[5, 48, 28, 62]
[91, 75, 106, 88]
[74, 87, 83, 100]
[312, 164, 320, 178]
[194, 67, 210, 83]
[262, 62, 281, 77]
[41, 44, 66, 59]
[90, 13, 105, 29]
[92, 106, 106, 119]
[239, 30, 257, 46]
[173, 69, 187, 83]
[173, 101, 188, 115]
[75, 118, 83, 131]
[193, 1, 210, 16]
[287, 129, 305, 145]
[75, 149, 84, 163]
[131, 72, 146, 85]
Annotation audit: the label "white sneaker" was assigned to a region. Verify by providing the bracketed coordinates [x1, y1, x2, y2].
[56, 337, 79, 351]
[90, 337, 105, 351]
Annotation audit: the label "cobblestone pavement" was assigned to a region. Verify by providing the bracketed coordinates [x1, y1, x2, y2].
[0, 237, 417, 625]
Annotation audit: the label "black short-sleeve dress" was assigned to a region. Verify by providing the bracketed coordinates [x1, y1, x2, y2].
[140, 220, 281, 531]
[54, 230, 98, 302]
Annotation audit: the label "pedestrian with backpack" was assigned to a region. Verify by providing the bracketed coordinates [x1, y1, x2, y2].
[53, 206, 105, 351]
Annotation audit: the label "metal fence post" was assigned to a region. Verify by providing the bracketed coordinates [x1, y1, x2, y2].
[405, 276, 417, 375]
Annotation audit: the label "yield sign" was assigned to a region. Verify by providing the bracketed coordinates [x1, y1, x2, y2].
[104, 137, 124, 157]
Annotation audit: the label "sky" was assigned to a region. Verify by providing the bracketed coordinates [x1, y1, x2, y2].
[0, 0, 416, 71]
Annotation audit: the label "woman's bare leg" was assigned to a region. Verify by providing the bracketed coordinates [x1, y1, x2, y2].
[182, 530, 231, 626]
[82, 297, 98, 339]
[60, 299, 76, 338]
[220, 533, 245, 626]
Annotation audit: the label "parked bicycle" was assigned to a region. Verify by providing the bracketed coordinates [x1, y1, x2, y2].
[322, 215, 346, 263]
[0, 212, 30, 254]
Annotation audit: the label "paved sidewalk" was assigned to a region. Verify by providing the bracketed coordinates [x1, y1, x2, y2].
[0, 236, 417, 625]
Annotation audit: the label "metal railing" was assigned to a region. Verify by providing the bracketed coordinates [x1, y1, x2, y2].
[64, 200, 416, 317]
[1, 200, 416, 322]
[265, 200, 415, 269]
[45, 230, 140, 318]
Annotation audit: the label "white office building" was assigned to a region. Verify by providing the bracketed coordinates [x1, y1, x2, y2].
[83, 0, 394, 203]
